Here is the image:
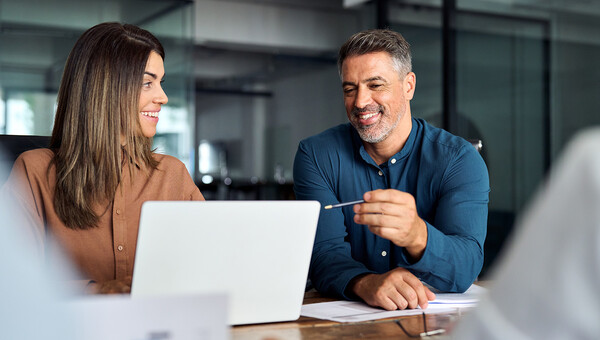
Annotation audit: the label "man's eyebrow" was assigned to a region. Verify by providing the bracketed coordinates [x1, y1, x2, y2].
[362, 76, 387, 83]
[342, 76, 388, 87]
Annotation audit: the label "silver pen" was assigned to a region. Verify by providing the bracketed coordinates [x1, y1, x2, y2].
[323, 199, 365, 210]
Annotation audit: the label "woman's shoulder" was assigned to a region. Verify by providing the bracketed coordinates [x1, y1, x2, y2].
[16, 148, 54, 167]
[7, 149, 54, 190]
[152, 153, 188, 171]
[149, 153, 200, 198]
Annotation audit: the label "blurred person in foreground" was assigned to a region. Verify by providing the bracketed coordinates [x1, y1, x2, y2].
[0, 147, 75, 340]
[0, 22, 204, 294]
[452, 128, 600, 339]
[293, 29, 489, 311]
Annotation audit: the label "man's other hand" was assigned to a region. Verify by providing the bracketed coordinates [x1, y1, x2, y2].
[349, 268, 435, 310]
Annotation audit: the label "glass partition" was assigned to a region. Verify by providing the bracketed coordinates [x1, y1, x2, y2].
[0, 0, 195, 170]
[389, 0, 600, 276]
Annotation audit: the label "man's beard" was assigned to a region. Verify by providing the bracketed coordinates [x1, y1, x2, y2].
[350, 104, 402, 144]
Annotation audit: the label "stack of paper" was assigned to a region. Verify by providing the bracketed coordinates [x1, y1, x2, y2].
[301, 284, 485, 323]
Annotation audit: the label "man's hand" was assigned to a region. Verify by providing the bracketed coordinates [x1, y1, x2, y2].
[349, 267, 435, 310]
[87, 276, 132, 294]
[353, 189, 428, 260]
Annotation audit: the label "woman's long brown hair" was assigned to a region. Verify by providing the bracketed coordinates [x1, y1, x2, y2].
[50, 22, 164, 229]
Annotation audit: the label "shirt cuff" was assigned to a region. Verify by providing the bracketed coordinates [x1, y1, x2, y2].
[398, 221, 441, 274]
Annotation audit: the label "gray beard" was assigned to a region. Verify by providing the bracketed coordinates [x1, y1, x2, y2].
[352, 111, 402, 144]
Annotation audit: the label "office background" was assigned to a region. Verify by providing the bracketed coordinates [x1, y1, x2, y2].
[1, 0, 599, 276]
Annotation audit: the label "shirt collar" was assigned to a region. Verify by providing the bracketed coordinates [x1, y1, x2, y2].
[352, 117, 418, 167]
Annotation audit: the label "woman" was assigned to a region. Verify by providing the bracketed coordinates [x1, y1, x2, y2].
[1, 22, 204, 293]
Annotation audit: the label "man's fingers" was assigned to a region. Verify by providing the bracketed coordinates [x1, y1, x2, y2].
[380, 294, 406, 311]
[355, 209, 399, 227]
[398, 270, 431, 309]
[368, 292, 401, 311]
[407, 281, 429, 309]
[364, 189, 413, 204]
[393, 282, 418, 309]
[354, 201, 398, 214]
[425, 286, 436, 301]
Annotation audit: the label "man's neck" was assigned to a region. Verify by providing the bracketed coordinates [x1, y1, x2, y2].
[363, 115, 412, 165]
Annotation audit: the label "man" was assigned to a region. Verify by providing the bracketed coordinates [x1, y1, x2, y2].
[293, 29, 489, 311]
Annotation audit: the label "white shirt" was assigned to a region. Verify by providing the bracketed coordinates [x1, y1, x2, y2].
[452, 128, 600, 339]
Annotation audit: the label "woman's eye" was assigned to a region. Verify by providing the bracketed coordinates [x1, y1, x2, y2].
[142, 82, 152, 88]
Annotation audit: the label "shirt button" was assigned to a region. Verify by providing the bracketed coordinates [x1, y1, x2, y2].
[116, 209, 121, 215]
[117, 245, 124, 251]
[381, 251, 387, 257]
[378, 170, 383, 176]
[391, 158, 397, 164]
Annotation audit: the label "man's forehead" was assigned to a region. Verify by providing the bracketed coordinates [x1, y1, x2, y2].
[341, 53, 396, 81]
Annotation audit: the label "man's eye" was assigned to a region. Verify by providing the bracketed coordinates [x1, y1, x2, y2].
[370, 84, 382, 89]
[343, 88, 355, 94]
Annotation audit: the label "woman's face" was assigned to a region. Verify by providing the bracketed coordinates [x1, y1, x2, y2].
[138, 51, 168, 138]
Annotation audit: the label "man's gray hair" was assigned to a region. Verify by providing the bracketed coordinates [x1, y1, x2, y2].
[338, 29, 412, 78]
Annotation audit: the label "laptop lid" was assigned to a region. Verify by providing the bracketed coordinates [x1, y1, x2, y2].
[131, 200, 320, 325]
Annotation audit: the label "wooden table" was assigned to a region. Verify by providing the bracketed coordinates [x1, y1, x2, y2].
[231, 291, 467, 340]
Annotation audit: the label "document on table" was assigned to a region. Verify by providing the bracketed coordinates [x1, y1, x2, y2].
[301, 284, 486, 323]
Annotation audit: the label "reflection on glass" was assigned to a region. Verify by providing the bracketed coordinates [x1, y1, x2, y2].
[198, 140, 227, 179]
[7, 98, 34, 134]
[0, 0, 194, 173]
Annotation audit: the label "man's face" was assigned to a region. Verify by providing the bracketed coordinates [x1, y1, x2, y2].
[341, 52, 411, 144]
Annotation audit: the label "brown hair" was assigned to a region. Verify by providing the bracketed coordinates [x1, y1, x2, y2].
[50, 22, 165, 229]
[338, 29, 412, 78]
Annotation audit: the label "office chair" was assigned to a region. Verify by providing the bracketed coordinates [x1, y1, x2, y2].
[0, 134, 51, 185]
[468, 139, 483, 153]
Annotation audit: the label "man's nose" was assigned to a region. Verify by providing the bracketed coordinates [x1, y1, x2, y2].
[354, 88, 372, 109]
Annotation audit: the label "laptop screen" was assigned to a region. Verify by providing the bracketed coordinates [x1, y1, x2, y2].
[131, 200, 320, 325]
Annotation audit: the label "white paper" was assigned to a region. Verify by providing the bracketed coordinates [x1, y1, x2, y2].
[429, 284, 486, 304]
[68, 294, 229, 340]
[301, 284, 485, 323]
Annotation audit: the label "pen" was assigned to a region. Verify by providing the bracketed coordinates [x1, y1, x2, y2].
[324, 199, 365, 209]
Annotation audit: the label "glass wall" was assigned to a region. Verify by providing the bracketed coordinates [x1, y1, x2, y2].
[0, 0, 195, 170]
[388, 0, 600, 275]
[3, 0, 600, 273]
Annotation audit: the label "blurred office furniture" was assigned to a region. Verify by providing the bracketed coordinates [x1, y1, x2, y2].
[0, 134, 50, 185]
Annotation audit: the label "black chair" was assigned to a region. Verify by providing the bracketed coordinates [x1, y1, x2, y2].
[468, 139, 483, 153]
[0, 134, 51, 185]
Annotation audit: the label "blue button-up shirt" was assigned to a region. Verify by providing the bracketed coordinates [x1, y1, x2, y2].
[293, 118, 489, 298]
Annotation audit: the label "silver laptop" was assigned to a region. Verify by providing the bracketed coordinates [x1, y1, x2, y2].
[131, 200, 320, 325]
